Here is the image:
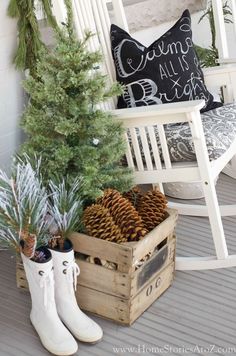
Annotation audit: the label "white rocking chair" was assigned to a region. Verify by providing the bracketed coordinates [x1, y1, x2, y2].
[52, 0, 236, 271]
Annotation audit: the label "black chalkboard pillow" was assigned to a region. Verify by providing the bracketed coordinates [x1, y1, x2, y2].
[110, 9, 222, 113]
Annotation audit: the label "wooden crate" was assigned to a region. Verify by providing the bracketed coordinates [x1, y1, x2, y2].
[16, 256, 28, 291]
[16, 209, 177, 324]
[69, 208, 177, 325]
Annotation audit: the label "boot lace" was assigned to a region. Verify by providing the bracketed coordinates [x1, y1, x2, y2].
[64, 260, 80, 292]
[39, 266, 54, 307]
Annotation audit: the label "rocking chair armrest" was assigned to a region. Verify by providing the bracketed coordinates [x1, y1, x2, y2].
[203, 65, 236, 103]
[111, 100, 205, 127]
[203, 64, 236, 76]
[216, 58, 236, 65]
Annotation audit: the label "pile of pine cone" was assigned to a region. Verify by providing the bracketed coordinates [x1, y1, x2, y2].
[83, 187, 168, 244]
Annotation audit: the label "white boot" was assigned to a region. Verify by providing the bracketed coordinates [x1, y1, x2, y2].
[21, 248, 78, 355]
[49, 241, 103, 343]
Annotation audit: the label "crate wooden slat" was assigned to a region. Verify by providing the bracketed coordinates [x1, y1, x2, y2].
[16, 257, 28, 291]
[70, 231, 133, 273]
[131, 236, 175, 297]
[73, 259, 130, 298]
[76, 262, 175, 325]
[75, 235, 176, 299]
[130, 210, 177, 264]
[70, 209, 178, 273]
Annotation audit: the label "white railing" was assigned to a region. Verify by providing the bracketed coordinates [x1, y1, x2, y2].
[231, 0, 236, 34]
[212, 0, 229, 59]
[212, 0, 236, 63]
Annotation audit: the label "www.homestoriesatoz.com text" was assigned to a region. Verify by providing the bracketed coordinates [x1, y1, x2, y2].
[112, 344, 236, 354]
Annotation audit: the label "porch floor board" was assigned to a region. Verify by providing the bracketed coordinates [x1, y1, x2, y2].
[1, 173, 236, 356]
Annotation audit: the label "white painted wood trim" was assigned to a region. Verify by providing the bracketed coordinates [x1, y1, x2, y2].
[223, 155, 236, 178]
[111, 100, 205, 120]
[71, 0, 84, 39]
[212, 0, 229, 59]
[133, 167, 201, 184]
[203, 64, 236, 74]
[111, 0, 129, 31]
[211, 137, 236, 177]
[168, 202, 236, 217]
[129, 128, 144, 171]
[176, 255, 236, 270]
[157, 124, 171, 169]
[204, 65, 236, 104]
[188, 111, 228, 260]
[139, 127, 153, 170]
[92, 0, 116, 83]
[124, 132, 135, 168]
[217, 58, 236, 63]
[51, 0, 67, 25]
[147, 126, 162, 169]
[231, 0, 236, 40]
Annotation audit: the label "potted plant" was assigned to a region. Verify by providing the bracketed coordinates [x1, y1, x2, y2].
[46, 177, 103, 344]
[19, 1, 133, 203]
[195, 0, 232, 67]
[0, 158, 102, 355]
[0, 157, 49, 258]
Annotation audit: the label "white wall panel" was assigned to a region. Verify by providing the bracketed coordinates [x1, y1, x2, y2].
[109, 0, 207, 32]
[0, 0, 24, 172]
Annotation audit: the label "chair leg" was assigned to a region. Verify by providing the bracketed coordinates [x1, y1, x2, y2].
[174, 177, 236, 270]
[201, 177, 228, 260]
[152, 183, 164, 193]
[172, 175, 236, 269]
[175, 178, 230, 271]
[187, 111, 229, 261]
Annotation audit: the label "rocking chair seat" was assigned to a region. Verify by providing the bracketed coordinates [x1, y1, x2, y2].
[164, 102, 236, 163]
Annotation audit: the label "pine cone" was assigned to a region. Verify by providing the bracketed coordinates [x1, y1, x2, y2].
[20, 232, 37, 259]
[137, 188, 168, 232]
[123, 186, 143, 209]
[97, 189, 147, 241]
[83, 204, 126, 243]
[48, 236, 65, 251]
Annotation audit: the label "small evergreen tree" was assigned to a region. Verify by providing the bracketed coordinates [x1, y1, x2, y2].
[20, 14, 133, 202]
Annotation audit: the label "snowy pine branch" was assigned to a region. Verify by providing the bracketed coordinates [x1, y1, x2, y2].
[0, 158, 50, 253]
[48, 177, 83, 240]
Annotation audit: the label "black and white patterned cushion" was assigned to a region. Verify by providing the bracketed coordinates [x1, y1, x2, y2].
[110, 9, 222, 113]
[127, 104, 236, 166]
[161, 103, 236, 162]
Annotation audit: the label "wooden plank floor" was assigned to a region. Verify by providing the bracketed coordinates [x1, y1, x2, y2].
[1, 173, 236, 356]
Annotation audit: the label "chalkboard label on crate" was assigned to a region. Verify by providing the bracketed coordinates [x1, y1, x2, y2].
[137, 244, 168, 289]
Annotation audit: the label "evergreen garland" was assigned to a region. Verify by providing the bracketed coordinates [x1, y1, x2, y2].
[63, 0, 74, 39]
[7, 0, 60, 73]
